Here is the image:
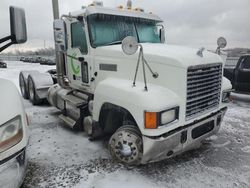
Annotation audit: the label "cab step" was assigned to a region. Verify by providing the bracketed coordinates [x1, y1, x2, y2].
[58, 114, 76, 129]
[60, 91, 90, 131]
[62, 93, 87, 108]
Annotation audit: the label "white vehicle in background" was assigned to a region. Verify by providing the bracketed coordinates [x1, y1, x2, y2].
[20, 1, 232, 165]
[0, 6, 29, 188]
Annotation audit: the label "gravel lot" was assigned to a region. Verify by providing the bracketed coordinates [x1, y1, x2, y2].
[1, 61, 250, 188]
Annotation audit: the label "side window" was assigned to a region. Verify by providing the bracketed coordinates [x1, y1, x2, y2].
[71, 22, 88, 54]
[242, 57, 250, 69]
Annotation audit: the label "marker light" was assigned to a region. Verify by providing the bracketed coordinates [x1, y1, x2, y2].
[145, 112, 157, 129]
[117, 5, 124, 9]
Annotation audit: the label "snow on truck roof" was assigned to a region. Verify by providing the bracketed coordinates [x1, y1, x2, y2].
[70, 6, 163, 22]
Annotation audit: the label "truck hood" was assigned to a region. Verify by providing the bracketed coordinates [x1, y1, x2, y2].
[95, 43, 223, 69]
[0, 78, 25, 125]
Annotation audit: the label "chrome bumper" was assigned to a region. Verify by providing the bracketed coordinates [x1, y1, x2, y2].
[0, 149, 27, 188]
[141, 108, 227, 164]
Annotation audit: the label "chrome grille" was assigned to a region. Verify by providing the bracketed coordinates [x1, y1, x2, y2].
[186, 63, 222, 120]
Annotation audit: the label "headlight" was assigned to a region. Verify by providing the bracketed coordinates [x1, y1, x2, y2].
[0, 115, 23, 153]
[144, 107, 179, 129]
[222, 90, 231, 103]
[160, 107, 179, 125]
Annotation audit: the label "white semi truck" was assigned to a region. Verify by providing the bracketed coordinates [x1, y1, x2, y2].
[0, 7, 29, 187]
[19, 1, 232, 165]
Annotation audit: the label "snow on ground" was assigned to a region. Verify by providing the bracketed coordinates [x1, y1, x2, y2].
[1, 61, 250, 188]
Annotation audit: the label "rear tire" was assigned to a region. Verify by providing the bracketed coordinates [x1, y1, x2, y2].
[27, 76, 42, 105]
[19, 72, 29, 99]
[109, 125, 143, 165]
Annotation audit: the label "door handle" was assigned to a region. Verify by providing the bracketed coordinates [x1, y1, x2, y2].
[78, 57, 85, 62]
[66, 54, 85, 62]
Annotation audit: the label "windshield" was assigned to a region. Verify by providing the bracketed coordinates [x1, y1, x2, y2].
[88, 14, 161, 47]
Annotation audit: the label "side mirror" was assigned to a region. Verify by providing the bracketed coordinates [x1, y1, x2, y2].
[122, 36, 138, 55]
[160, 28, 165, 43]
[216, 37, 227, 55]
[217, 37, 227, 49]
[10, 6, 27, 44]
[54, 19, 67, 51]
[0, 6, 27, 52]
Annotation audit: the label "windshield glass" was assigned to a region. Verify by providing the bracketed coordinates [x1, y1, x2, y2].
[88, 14, 161, 47]
[135, 22, 161, 43]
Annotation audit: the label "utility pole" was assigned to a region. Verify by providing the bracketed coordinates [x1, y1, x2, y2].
[52, 0, 59, 20]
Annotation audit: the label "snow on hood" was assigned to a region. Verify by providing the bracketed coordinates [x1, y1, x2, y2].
[95, 43, 223, 69]
[0, 78, 24, 125]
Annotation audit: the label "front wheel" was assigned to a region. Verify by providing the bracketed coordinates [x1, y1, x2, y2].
[109, 125, 143, 165]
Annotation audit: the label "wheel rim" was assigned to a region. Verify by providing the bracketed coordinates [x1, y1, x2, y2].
[28, 79, 34, 100]
[110, 127, 143, 164]
[20, 75, 26, 96]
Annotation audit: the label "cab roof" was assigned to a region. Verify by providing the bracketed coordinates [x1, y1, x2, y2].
[70, 6, 163, 22]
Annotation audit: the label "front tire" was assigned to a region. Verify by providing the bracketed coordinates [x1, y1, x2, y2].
[28, 76, 42, 105]
[109, 125, 143, 165]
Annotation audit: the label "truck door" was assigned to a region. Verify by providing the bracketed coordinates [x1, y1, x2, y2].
[66, 21, 92, 92]
[235, 56, 250, 92]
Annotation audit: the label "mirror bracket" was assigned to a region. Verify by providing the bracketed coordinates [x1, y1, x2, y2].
[0, 35, 14, 44]
[77, 16, 84, 22]
[0, 41, 14, 53]
[61, 14, 85, 22]
[0, 35, 15, 52]
[158, 24, 165, 43]
[121, 36, 159, 91]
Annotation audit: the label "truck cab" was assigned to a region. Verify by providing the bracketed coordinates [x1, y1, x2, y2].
[59, 5, 164, 93]
[21, 1, 232, 165]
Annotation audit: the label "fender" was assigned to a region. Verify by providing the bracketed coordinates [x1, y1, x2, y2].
[93, 78, 182, 136]
[20, 70, 39, 86]
[29, 72, 54, 99]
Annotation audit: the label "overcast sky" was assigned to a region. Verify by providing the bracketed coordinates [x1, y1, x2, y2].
[0, 0, 249, 52]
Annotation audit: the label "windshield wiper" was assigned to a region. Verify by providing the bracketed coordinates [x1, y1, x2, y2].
[106, 40, 122, 46]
